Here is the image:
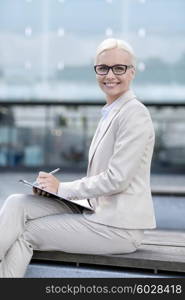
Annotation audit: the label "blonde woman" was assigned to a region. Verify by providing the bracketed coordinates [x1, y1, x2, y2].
[0, 38, 156, 277]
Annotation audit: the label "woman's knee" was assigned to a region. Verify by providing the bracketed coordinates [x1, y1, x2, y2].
[3, 194, 27, 211]
[22, 221, 39, 250]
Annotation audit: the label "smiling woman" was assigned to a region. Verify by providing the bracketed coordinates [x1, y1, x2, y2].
[0, 38, 156, 278]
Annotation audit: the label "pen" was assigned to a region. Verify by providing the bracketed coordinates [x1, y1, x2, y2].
[49, 168, 60, 175]
[32, 168, 60, 185]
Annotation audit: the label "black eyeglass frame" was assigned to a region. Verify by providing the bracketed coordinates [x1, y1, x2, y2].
[94, 64, 134, 75]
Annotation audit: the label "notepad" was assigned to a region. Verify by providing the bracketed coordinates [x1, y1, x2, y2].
[19, 179, 94, 212]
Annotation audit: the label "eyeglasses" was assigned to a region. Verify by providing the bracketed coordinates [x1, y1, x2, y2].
[94, 64, 134, 75]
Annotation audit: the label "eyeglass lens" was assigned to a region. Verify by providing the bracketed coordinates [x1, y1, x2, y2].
[96, 65, 127, 75]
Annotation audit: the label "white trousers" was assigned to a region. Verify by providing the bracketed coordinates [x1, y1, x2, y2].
[0, 193, 144, 278]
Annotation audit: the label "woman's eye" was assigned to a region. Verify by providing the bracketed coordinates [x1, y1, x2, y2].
[99, 67, 107, 71]
[114, 66, 124, 72]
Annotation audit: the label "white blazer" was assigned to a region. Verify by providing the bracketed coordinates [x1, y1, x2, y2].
[58, 90, 156, 229]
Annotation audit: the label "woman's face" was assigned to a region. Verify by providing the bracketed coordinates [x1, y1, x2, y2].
[95, 48, 135, 104]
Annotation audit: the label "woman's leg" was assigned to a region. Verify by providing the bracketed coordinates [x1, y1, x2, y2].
[0, 193, 144, 277]
[23, 213, 143, 254]
[5, 213, 143, 278]
[0, 193, 76, 277]
[0, 237, 32, 278]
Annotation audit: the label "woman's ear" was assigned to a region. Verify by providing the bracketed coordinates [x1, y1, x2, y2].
[130, 67, 136, 80]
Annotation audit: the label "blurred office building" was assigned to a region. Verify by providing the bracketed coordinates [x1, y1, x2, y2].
[0, 0, 185, 172]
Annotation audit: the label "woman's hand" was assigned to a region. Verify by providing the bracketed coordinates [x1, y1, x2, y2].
[33, 171, 60, 196]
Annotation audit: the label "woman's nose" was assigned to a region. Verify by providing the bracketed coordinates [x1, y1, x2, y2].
[106, 68, 116, 78]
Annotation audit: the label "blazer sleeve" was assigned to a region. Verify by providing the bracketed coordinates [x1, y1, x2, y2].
[58, 106, 155, 200]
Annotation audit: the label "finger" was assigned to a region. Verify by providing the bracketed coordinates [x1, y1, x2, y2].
[41, 191, 47, 196]
[33, 187, 41, 195]
[32, 187, 37, 194]
[36, 188, 43, 196]
[38, 183, 46, 189]
[38, 181, 50, 189]
[38, 171, 50, 178]
[35, 177, 40, 184]
[37, 179, 50, 186]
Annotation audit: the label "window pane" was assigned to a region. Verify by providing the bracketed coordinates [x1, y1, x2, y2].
[0, 0, 184, 102]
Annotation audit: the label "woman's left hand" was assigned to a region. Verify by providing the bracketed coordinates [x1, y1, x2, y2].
[35, 171, 60, 195]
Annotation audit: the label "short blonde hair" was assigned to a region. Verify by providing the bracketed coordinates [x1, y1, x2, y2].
[95, 38, 136, 68]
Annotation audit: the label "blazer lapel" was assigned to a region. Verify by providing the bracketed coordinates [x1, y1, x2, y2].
[88, 90, 136, 168]
[88, 118, 103, 161]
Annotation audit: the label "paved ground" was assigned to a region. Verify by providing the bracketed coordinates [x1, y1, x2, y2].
[25, 262, 183, 278]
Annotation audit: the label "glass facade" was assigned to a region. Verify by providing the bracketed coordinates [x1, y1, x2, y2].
[0, 0, 185, 171]
[0, 103, 100, 169]
[0, 0, 185, 101]
[1, 103, 185, 172]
